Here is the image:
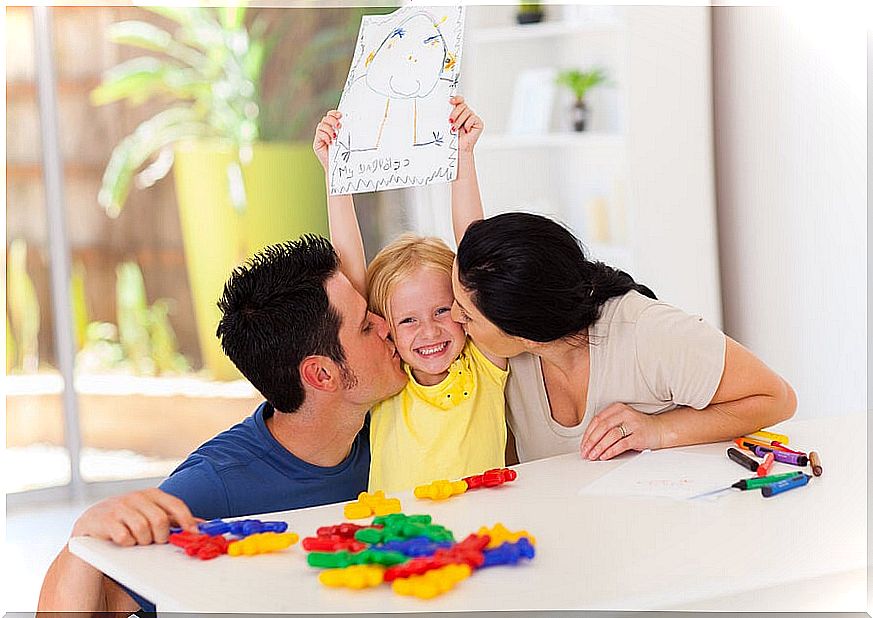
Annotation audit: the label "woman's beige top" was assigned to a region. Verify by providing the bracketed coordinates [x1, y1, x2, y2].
[505, 290, 726, 462]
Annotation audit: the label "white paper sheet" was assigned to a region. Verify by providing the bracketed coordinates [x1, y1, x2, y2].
[578, 449, 744, 501]
[329, 6, 465, 195]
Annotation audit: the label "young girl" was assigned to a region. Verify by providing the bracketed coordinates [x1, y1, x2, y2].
[313, 97, 508, 492]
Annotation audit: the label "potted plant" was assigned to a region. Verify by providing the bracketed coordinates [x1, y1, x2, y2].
[516, 2, 544, 25]
[555, 67, 608, 132]
[92, 7, 357, 379]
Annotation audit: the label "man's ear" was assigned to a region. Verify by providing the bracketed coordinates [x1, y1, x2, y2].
[300, 356, 341, 393]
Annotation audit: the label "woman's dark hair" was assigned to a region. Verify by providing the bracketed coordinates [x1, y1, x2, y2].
[456, 212, 656, 343]
[216, 235, 347, 413]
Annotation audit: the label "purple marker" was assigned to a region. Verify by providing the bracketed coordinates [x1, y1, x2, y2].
[751, 445, 808, 467]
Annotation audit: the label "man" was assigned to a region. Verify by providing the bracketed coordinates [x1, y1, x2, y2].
[38, 236, 407, 612]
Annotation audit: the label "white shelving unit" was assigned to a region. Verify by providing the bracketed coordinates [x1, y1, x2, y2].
[475, 132, 624, 152]
[469, 20, 624, 44]
[409, 5, 722, 325]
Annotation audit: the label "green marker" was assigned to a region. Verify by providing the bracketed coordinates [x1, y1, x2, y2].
[731, 470, 804, 490]
[691, 470, 803, 499]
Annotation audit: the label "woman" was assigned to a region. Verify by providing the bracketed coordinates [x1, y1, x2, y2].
[451, 212, 796, 462]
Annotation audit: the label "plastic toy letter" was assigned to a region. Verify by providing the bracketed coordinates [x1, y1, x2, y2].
[329, 6, 465, 195]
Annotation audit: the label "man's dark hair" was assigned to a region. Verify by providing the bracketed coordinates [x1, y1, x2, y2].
[216, 235, 346, 413]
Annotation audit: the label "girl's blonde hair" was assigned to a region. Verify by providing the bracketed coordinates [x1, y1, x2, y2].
[367, 233, 455, 327]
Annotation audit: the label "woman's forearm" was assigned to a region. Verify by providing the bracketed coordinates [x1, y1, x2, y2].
[655, 336, 797, 449]
[654, 381, 796, 449]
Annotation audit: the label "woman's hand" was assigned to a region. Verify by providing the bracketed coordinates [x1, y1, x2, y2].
[449, 96, 483, 152]
[313, 110, 341, 171]
[580, 403, 665, 460]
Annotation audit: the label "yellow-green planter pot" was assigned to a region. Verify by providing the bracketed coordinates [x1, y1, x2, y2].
[173, 140, 327, 381]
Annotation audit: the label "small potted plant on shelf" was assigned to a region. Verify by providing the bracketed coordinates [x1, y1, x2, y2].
[516, 2, 544, 25]
[555, 67, 608, 132]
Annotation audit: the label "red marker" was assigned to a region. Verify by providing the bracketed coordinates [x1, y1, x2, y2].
[755, 451, 775, 477]
[772, 441, 805, 455]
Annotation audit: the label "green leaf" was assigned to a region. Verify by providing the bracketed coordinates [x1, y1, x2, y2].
[91, 57, 176, 105]
[98, 107, 215, 216]
[242, 38, 266, 82]
[147, 299, 190, 373]
[556, 67, 609, 100]
[116, 262, 153, 374]
[71, 261, 90, 351]
[108, 20, 173, 52]
[92, 56, 212, 106]
[6, 315, 16, 373]
[7, 239, 40, 372]
[219, 5, 246, 31]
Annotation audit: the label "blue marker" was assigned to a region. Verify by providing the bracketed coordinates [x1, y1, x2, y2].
[761, 473, 811, 497]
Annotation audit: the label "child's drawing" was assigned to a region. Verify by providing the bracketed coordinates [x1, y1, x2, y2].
[329, 6, 465, 195]
[578, 450, 744, 501]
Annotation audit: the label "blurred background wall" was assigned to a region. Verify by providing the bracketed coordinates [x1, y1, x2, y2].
[712, 6, 867, 419]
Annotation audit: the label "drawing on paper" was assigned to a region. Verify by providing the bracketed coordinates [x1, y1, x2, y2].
[577, 450, 743, 501]
[329, 6, 465, 195]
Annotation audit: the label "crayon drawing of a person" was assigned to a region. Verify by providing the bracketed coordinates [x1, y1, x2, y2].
[338, 12, 457, 162]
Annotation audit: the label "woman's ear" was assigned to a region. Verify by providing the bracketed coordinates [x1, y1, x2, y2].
[300, 356, 341, 393]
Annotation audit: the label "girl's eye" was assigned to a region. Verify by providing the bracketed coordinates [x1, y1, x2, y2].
[435, 307, 451, 316]
[460, 309, 471, 323]
[398, 317, 414, 325]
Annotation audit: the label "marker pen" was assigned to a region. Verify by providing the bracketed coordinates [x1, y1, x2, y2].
[751, 445, 808, 466]
[755, 451, 775, 477]
[761, 473, 811, 497]
[809, 451, 823, 476]
[772, 441, 804, 455]
[735, 438, 793, 453]
[731, 471, 803, 491]
[727, 447, 758, 472]
[690, 471, 803, 499]
[749, 430, 790, 445]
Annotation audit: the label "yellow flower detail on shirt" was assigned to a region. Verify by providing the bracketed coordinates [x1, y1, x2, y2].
[404, 351, 476, 411]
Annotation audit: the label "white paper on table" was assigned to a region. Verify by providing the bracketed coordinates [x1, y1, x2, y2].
[578, 450, 743, 501]
[329, 6, 465, 195]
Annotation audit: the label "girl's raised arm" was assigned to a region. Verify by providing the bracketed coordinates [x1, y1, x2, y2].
[313, 111, 368, 297]
[449, 96, 485, 246]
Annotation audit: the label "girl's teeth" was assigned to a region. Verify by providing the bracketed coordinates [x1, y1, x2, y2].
[418, 342, 447, 356]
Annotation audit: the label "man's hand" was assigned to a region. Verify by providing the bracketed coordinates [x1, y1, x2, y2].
[72, 488, 199, 546]
[313, 110, 341, 171]
[449, 96, 484, 152]
[38, 488, 199, 613]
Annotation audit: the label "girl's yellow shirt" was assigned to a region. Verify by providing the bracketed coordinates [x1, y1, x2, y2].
[368, 339, 508, 493]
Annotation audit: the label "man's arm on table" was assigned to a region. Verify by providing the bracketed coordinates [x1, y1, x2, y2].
[38, 488, 199, 613]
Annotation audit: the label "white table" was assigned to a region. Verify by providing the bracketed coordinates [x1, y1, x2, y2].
[70, 414, 867, 612]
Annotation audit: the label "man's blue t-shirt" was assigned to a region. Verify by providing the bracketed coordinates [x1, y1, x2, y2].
[158, 401, 370, 519]
[127, 401, 370, 611]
